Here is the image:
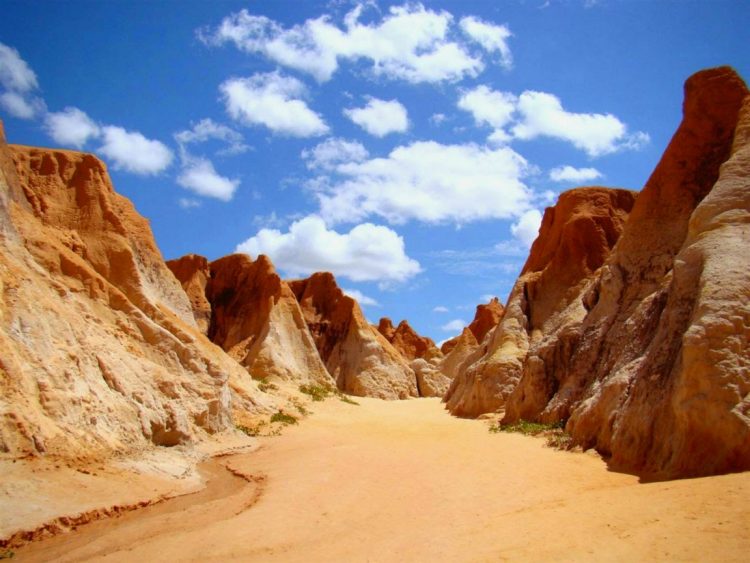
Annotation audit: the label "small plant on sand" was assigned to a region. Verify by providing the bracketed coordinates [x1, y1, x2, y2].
[0, 550, 14, 559]
[337, 391, 359, 405]
[270, 411, 298, 425]
[490, 419, 572, 450]
[256, 376, 277, 394]
[299, 383, 333, 402]
[236, 422, 264, 437]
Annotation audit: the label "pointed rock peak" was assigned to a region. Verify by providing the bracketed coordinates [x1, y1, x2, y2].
[378, 317, 396, 339]
[469, 297, 505, 343]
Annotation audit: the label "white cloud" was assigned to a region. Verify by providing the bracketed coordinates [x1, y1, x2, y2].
[314, 140, 534, 226]
[302, 137, 368, 170]
[441, 319, 467, 332]
[44, 107, 100, 149]
[220, 72, 329, 137]
[343, 97, 409, 137]
[235, 214, 421, 283]
[178, 197, 202, 209]
[0, 91, 40, 119]
[176, 155, 238, 201]
[459, 16, 513, 69]
[202, 4, 484, 84]
[98, 126, 173, 175]
[511, 209, 543, 247]
[433, 305, 449, 313]
[343, 288, 380, 307]
[512, 91, 648, 157]
[174, 118, 248, 155]
[430, 113, 447, 125]
[0, 43, 44, 120]
[549, 165, 602, 183]
[0, 43, 38, 92]
[458, 85, 516, 138]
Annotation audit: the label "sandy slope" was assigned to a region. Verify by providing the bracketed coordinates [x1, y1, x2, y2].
[16, 398, 750, 562]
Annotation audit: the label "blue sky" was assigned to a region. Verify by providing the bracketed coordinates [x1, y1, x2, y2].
[1, 0, 748, 342]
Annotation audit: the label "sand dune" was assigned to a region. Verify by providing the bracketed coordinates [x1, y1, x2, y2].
[15, 397, 750, 562]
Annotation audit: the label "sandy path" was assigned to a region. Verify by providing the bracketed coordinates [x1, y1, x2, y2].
[17, 397, 750, 561]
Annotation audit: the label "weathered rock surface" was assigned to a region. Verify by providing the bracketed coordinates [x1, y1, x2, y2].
[525, 66, 750, 479]
[411, 358, 451, 397]
[289, 273, 418, 399]
[168, 253, 334, 387]
[447, 66, 750, 478]
[444, 187, 637, 417]
[377, 317, 441, 361]
[0, 133, 272, 459]
[440, 298, 504, 354]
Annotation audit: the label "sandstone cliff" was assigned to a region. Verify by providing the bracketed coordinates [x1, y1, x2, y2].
[167, 253, 334, 387]
[447, 66, 750, 478]
[289, 273, 418, 399]
[444, 187, 637, 417]
[440, 298, 504, 355]
[377, 317, 441, 361]
[0, 131, 273, 459]
[509, 66, 750, 479]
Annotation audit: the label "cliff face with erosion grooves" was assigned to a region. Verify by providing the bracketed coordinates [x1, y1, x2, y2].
[444, 187, 637, 417]
[441, 298, 504, 355]
[0, 132, 273, 459]
[377, 317, 441, 361]
[167, 253, 334, 388]
[503, 66, 750, 479]
[289, 273, 418, 399]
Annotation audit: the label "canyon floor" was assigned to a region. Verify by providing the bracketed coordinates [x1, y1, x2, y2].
[11, 397, 750, 562]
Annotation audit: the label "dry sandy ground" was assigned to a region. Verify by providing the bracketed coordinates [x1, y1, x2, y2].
[12, 397, 750, 562]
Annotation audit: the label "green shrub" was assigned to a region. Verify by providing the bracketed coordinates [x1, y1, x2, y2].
[490, 419, 564, 435]
[0, 550, 15, 560]
[270, 411, 298, 425]
[299, 383, 333, 401]
[256, 376, 277, 394]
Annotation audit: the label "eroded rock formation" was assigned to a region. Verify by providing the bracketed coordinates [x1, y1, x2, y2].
[0, 132, 273, 458]
[290, 273, 418, 399]
[444, 187, 637, 417]
[377, 317, 440, 361]
[441, 298, 504, 355]
[446, 66, 750, 478]
[167, 253, 334, 387]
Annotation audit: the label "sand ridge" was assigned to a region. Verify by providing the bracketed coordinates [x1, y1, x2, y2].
[14, 397, 750, 562]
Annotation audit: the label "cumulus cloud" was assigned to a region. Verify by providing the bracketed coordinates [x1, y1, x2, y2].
[44, 107, 100, 148]
[235, 214, 421, 283]
[549, 165, 602, 183]
[98, 126, 173, 175]
[0, 42, 45, 119]
[220, 71, 329, 137]
[174, 118, 248, 155]
[343, 97, 409, 137]
[459, 16, 513, 69]
[433, 305, 449, 313]
[512, 91, 648, 157]
[178, 197, 202, 209]
[511, 209, 543, 247]
[314, 140, 534, 226]
[458, 85, 516, 139]
[343, 288, 380, 307]
[201, 3, 486, 83]
[430, 113, 447, 126]
[441, 319, 467, 332]
[301, 137, 368, 170]
[176, 155, 239, 201]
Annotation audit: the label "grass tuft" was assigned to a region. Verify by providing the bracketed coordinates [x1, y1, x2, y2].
[299, 383, 333, 402]
[490, 419, 572, 450]
[270, 411, 298, 425]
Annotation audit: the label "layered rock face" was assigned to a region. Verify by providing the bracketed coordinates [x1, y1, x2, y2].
[444, 187, 637, 417]
[441, 298, 504, 355]
[377, 317, 440, 361]
[519, 67, 749, 478]
[447, 66, 750, 478]
[0, 132, 271, 459]
[167, 253, 333, 387]
[289, 273, 418, 399]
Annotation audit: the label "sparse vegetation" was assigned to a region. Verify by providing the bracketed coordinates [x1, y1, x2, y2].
[291, 398, 310, 416]
[270, 411, 298, 425]
[299, 383, 334, 401]
[0, 550, 14, 559]
[299, 383, 359, 405]
[490, 419, 572, 450]
[236, 422, 265, 437]
[256, 376, 278, 394]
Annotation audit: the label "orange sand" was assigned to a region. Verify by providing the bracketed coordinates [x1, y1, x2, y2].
[14, 397, 750, 561]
